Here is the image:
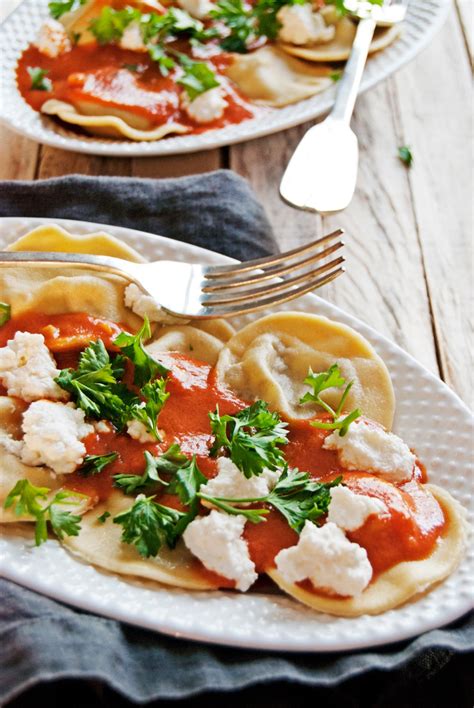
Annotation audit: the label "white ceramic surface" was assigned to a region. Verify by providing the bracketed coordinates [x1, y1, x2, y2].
[0, 216, 472, 652]
[0, 0, 450, 156]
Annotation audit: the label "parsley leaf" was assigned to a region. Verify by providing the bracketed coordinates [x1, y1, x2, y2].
[128, 378, 169, 441]
[330, 70, 342, 82]
[27, 67, 52, 91]
[78, 452, 118, 476]
[253, 0, 304, 40]
[147, 44, 176, 76]
[209, 401, 288, 478]
[398, 145, 413, 167]
[211, 0, 254, 52]
[97, 511, 111, 523]
[177, 55, 220, 100]
[89, 6, 140, 44]
[299, 364, 361, 437]
[113, 494, 188, 557]
[168, 455, 207, 506]
[114, 317, 168, 387]
[0, 302, 11, 326]
[4, 479, 84, 545]
[199, 467, 342, 532]
[55, 339, 134, 429]
[48, 0, 86, 20]
[113, 445, 188, 494]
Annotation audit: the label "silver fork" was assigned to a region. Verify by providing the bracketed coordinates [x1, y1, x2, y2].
[0, 229, 344, 319]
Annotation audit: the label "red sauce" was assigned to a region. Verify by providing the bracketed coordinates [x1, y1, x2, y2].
[16, 42, 253, 135]
[1, 311, 447, 591]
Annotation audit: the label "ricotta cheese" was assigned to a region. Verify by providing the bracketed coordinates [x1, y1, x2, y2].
[177, 0, 214, 19]
[126, 417, 156, 444]
[181, 86, 227, 124]
[183, 510, 257, 591]
[327, 485, 387, 532]
[323, 419, 416, 483]
[119, 21, 147, 52]
[277, 5, 335, 46]
[21, 401, 94, 475]
[124, 284, 184, 325]
[35, 19, 71, 58]
[200, 457, 279, 503]
[0, 331, 68, 402]
[0, 430, 23, 456]
[275, 521, 372, 596]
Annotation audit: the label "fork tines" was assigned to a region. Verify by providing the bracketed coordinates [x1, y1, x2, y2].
[199, 228, 345, 315]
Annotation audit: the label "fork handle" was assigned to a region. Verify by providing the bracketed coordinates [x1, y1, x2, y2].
[0, 250, 140, 281]
[330, 17, 376, 125]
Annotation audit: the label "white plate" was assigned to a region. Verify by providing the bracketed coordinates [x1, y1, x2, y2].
[0, 216, 472, 652]
[0, 0, 450, 156]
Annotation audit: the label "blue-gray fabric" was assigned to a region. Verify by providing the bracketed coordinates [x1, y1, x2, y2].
[0, 172, 472, 706]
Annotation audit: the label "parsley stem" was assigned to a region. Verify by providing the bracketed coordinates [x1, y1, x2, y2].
[198, 493, 269, 523]
[198, 493, 268, 504]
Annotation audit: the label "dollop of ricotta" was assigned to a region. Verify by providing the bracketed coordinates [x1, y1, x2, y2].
[119, 21, 147, 52]
[0, 331, 68, 402]
[21, 400, 94, 475]
[327, 485, 387, 532]
[275, 520, 372, 596]
[35, 18, 72, 58]
[126, 417, 156, 444]
[323, 419, 416, 483]
[124, 284, 184, 325]
[200, 457, 279, 504]
[277, 5, 335, 46]
[181, 86, 227, 124]
[183, 510, 257, 591]
[177, 0, 214, 18]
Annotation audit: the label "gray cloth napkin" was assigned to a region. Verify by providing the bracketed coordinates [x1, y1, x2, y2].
[0, 172, 472, 706]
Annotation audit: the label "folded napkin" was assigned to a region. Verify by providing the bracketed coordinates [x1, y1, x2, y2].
[0, 172, 472, 707]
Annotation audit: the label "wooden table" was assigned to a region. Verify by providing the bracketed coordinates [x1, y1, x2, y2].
[1, 2, 472, 409]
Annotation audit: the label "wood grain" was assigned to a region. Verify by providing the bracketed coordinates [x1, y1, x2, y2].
[394, 8, 473, 406]
[455, 0, 473, 61]
[0, 127, 39, 181]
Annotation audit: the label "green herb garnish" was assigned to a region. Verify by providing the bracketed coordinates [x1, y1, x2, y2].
[97, 511, 111, 523]
[78, 452, 118, 476]
[209, 400, 288, 478]
[114, 316, 168, 387]
[330, 70, 342, 82]
[0, 302, 11, 326]
[27, 67, 52, 91]
[4, 479, 84, 545]
[113, 445, 188, 494]
[89, 6, 140, 44]
[48, 0, 86, 20]
[398, 145, 413, 167]
[177, 55, 220, 100]
[299, 364, 361, 437]
[128, 377, 169, 441]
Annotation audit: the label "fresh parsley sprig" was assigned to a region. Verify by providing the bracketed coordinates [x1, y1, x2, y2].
[128, 377, 170, 440]
[176, 54, 220, 100]
[27, 67, 52, 91]
[78, 452, 118, 476]
[4, 479, 85, 546]
[0, 302, 10, 326]
[199, 467, 342, 532]
[55, 339, 134, 429]
[398, 145, 413, 167]
[209, 401, 289, 478]
[89, 6, 140, 44]
[113, 316, 168, 387]
[299, 364, 361, 437]
[48, 0, 86, 20]
[113, 445, 187, 494]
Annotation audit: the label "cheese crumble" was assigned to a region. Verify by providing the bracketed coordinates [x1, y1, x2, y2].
[126, 417, 156, 444]
[35, 19, 71, 58]
[0, 331, 68, 402]
[124, 283, 184, 325]
[183, 510, 257, 591]
[200, 457, 279, 504]
[275, 521, 372, 596]
[181, 86, 227, 124]
[327, 485, 388, 532]
[21, 400, 94, 475]
[323, 419, 416, 483]
[177, 0, 214, 18]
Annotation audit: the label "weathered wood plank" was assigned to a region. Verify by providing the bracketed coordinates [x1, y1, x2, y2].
[132, 150, 222, 178]
[36, 147, 131, 178]
[0, 126, 39, 181]
[231, 80, 439, 375]
[394, 8, 473, 406]
[455, 0, 473, 62]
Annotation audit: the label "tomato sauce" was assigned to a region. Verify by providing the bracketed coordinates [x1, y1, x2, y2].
[1, 311, 447, 591]
[16, 42, 253, 135]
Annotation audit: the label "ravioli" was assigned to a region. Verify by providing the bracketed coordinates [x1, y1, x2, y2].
[215, 311, 395, 429]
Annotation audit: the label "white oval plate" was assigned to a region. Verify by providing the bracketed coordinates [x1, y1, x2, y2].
[0, 0, 450, 156]
[0, 216, 472, 653]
